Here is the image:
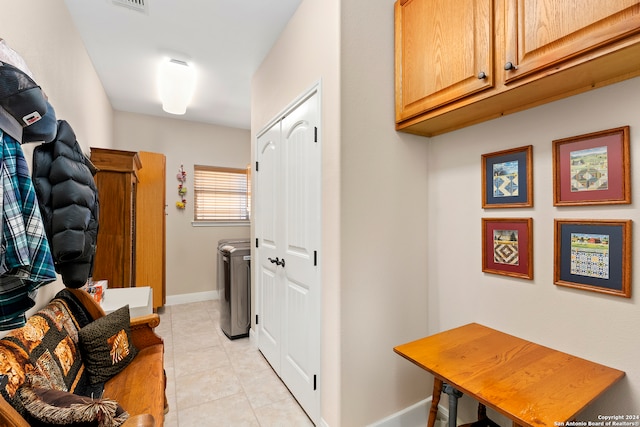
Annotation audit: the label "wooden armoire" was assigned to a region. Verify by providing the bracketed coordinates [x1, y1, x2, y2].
[90, 148, 166, 310]
[91, 148, 141, 289]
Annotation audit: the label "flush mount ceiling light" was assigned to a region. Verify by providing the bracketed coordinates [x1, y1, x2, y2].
[158, 58, 196, 115]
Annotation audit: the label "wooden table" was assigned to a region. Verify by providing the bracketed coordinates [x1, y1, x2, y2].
[394, 323, 624, 427]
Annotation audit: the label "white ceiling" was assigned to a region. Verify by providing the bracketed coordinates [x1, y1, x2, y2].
[63, 0, 302, 130]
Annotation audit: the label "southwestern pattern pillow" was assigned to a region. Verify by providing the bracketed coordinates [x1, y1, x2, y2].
[1, 298, 85, 395]
[18, 386, 129, 427]
[78, 306, 138, 385]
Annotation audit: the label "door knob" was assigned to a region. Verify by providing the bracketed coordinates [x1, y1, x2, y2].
[504, 62, 518, 71]
[477, 71, 487, 79]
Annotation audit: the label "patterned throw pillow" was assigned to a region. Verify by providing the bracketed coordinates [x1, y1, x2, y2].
[18, 386, 129, 427]
[78, 306, 138, 385]
[0, 297, 90, 397]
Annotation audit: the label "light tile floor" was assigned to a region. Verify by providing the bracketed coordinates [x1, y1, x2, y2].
[156, 299, 314, 427]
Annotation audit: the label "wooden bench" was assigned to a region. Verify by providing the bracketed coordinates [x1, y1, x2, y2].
[0, 288, 166, 427]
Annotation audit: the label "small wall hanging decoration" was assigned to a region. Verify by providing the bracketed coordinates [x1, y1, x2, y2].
[482, 145, 533, 208]
[176, 164, 187, 209]
[554, 219, 632, 298]
[553, 126, 630, 206]
[482, 217, 533, 280]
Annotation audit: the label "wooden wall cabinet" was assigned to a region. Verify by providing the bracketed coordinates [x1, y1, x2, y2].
[395, 0, 640, 136]
[395, 0, 494, 122]
[91, 148, 141, 289]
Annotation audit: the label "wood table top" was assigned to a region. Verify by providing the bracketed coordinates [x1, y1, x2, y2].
[394, 323, 625, 427]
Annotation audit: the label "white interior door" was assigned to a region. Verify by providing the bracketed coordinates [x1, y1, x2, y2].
[279, 91, 320, 420]
[256, 121, 282, 372]
[256, 88, 321, 423]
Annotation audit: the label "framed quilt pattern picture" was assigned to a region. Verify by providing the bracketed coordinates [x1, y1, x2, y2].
[553, 126, 630, 206]
[554, 219, 632, 298]
[482, 218, 533, 280]
[482, 145, 533, 208]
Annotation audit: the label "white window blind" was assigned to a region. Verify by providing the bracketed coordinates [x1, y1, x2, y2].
[193, 165, 250, 222]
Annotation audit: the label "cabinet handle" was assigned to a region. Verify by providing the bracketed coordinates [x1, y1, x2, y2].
[477, 71, 487, 79]
[504, 62, 518, 71]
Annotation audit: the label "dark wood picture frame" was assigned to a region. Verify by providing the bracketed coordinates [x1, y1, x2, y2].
[482, 218, 533, 280]
[553, 126, 630, 206]
[482, 145, 533, 208]
[554, 219, 632, 298]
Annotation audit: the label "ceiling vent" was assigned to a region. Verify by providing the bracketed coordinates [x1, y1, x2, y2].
[112, 0, 147, 13]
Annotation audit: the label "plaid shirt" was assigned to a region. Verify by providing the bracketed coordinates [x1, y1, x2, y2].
[0, 130, 56, 329]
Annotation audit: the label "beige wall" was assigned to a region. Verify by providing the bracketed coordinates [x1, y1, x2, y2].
[427, 76, 640, 422]
[0, 0, 113, 314]
[1, 1, 113, 152]
[113, 111, 250, 299]
[340, 0, 430, 425]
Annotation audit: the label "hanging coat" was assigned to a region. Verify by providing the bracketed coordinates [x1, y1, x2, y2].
[32, 120, 99, 289]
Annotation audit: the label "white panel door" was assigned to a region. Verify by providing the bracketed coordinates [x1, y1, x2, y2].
[256, 88, 321, 423]
[280, 91, 320, 421]
[256, 121, 282, 372]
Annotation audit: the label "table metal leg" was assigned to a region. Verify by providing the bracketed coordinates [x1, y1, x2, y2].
[442, 383, 463, 427]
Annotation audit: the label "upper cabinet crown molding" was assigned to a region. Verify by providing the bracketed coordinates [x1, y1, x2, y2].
[395, 0, 640, 137]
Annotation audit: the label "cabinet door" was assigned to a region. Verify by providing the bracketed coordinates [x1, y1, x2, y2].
[93, 171, 134, 288]
[135, 152, 166, 309]
[395, 0, 493, 122]
[504, 0, 640, 83]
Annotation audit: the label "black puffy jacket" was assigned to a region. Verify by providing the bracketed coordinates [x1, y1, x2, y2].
[32, 120, 99, 288]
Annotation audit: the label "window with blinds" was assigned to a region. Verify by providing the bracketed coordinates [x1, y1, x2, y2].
[193, 165, 250, 223]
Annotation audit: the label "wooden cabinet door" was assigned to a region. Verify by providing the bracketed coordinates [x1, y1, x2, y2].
[93, 171, 136, 288]
[504, 0, 640, 83]
[135, 152, 166, 310]
[395, 0, 493, 122]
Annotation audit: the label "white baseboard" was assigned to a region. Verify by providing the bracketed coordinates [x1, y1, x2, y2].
[367, 397, 449, 427]
[165, 290, 218, 306]
[249, 327, 258, 346]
